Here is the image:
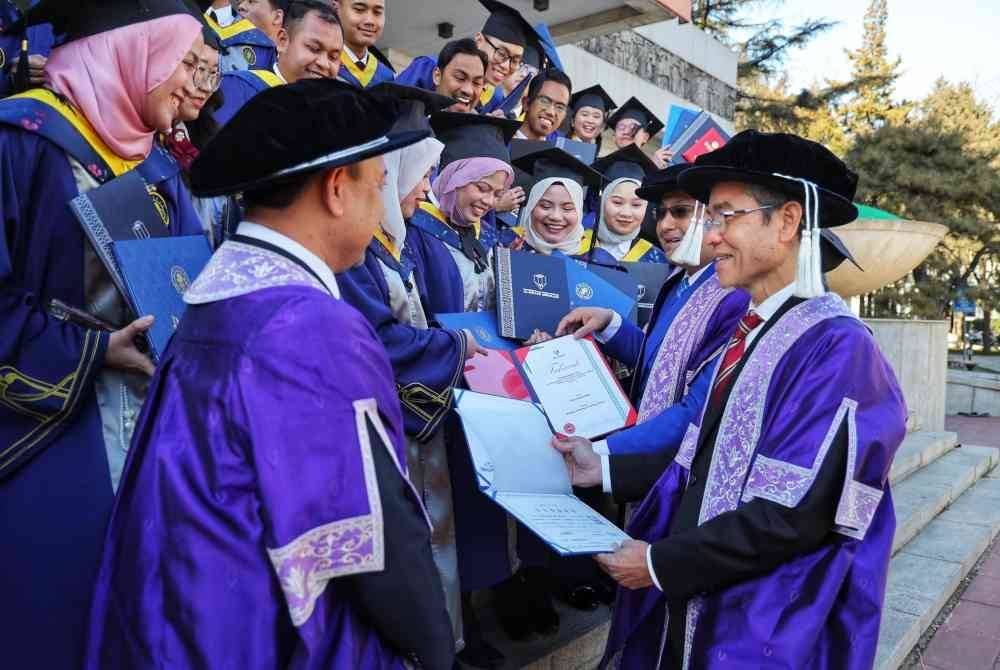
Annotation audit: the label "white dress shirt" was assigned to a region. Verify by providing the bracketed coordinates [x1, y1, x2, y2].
[272, 63, 288, 84]
[343, 44, 369, 66]
[236, 222, 341, 298]
[207, 4, 235, 27]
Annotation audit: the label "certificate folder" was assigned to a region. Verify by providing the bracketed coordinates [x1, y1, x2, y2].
[112, 235, 212, 362]
[495, 248, 635, 340]
[454, 389, 631, 555]
[588, 262, 674, 328]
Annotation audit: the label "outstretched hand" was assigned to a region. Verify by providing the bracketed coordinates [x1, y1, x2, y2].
[596, 540, 654, 589]
[555, 307, 614, 339]
[462, 329, 488, 359]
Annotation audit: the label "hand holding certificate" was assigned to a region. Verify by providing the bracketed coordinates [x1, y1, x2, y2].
[454, 389, 631, 555]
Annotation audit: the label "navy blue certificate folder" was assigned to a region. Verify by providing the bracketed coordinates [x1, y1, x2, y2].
[588, 262, 674, 327]
[70, 171, 172, 299]
[434, 311, 519, 351]
[112, 235, 212, 362]
[495, 248, 636, 340]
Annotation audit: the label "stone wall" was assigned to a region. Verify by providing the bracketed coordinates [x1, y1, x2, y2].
[867, 319, 949, 432]
[575, 28, 737, 120]
[947, 369, 1000, 416]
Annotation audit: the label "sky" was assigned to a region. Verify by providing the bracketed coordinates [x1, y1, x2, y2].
[762, 0, 1000, 108]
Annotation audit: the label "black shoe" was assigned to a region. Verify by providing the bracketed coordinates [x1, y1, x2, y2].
[492, 573, 535, 641]
[559, 584, 600, 611]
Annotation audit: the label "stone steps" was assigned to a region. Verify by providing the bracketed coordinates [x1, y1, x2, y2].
[875, 446, 1000, 670]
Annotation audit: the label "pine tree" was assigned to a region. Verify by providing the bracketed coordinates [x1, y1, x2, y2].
[840, 0, 909, 135]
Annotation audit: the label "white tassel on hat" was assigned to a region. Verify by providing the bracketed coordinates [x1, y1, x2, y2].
[669, 201, 706, 267]
[777, 175, 826, 299]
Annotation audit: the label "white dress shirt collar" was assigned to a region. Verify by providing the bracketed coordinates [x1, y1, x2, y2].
[272, 62, 288, 84]
[236, 221, 341, 298]
[343, 44, 369, 65]
[752, 282, 796, 322]
[684, 262, 714, 285]
[207, 4, 235, 27]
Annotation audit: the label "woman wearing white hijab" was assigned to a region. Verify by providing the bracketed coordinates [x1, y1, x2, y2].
[337, 135, 485, 651]
[516, 176, 595, 258]
[588, 176, 667, 264]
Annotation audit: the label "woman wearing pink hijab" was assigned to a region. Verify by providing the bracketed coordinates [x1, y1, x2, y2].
[0, 2, 206, 668]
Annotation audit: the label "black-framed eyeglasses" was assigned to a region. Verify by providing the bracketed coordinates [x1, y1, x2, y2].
[481, 34, 523, 69]
[703, 204, 776, 234]
[534, 94, 568, 115]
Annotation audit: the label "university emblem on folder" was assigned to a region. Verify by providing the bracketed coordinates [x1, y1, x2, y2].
[476, 327, 490, 342]
[575, 283, 594, 301]
[242, 46, 256, 66]
[637, 284, 646, 300]
[533, 274, 547, 291]
[170, 266, 191, 295]
[131, 221, 152, 239]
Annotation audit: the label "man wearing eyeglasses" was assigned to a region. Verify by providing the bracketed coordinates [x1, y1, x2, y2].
[213, 0, 342, 126]
[396, 0, 538, 114]
[514, 68, 570, 142]
[554, 165, 749, 464]
[555, 131, 906, 670]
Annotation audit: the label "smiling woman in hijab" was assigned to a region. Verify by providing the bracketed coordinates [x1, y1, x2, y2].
[589, 176, 667, 264]
[0, 1, 206, 666]
[517, 176, 590, 258]
[338, 88, 488, 652]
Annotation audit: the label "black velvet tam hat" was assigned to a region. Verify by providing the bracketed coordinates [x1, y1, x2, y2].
[479, 0, 534, 48]
[512, 146, 604, 189]
[635, 164, 690, 202]
[431, 111, 521, 167]
[191, 80, 429, 197]
[369, 83, 456, 134]
[678, 129, 859, 227]
[593, 144, 659, 183]
[606, 97, 664, 137]
[570, 85, 616, 116]
[15, 0, 201, 41]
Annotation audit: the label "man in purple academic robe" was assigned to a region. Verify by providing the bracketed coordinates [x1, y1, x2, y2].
[556, 130, 907, 669]
[86, 80, 455, 670]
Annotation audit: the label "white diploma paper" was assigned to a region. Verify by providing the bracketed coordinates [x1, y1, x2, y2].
[519, 336, 635, 439]
[454, 389, 631, 555]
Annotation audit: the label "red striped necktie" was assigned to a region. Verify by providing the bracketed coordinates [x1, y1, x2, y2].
[710, 310, 764, 406]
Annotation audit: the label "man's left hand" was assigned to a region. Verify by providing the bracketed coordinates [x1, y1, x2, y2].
[596, 540, 654, 590]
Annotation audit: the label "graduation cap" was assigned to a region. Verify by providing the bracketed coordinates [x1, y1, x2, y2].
[634, 164, 690, 202]
[369, 83, 456, 133]
[570, 85, 616, 116]
[512, 146, 604, 190]
[592, 144, 659, 183]
[606, 96, 664, 138]
[191, 79, 429, 197]
[430, 111, 521, 167]
[478, 0, 534, 48]
[13, 0, 201, 42]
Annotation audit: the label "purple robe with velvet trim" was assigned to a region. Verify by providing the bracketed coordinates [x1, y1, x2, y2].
[603, 293, 907, 669]
[86, 240, 437, 669]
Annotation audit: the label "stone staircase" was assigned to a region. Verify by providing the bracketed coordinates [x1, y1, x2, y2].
[471, 431, 1000, 670]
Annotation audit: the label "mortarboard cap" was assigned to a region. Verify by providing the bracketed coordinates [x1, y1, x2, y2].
[512, 145, 603, 190]
[570, 85, 616, 116]
[606, 96, 664, 138]
[478, 0, 533, 48]
[634, 164, 690, 202]
[369, 82, 456, 134]
[592, 144, 659, 183]
[191, 79, 429, 197]
[14, 0, 201, 42]
[431, 111, 520, 167]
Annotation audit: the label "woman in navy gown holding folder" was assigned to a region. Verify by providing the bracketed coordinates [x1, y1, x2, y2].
[0, 2, 206, 667]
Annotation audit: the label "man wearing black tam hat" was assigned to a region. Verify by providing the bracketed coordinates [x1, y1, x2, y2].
[87, 80, 456, 670]
[213, 0, 342, 126]
[557, 130, 907, 670]
[396, 0, 540, 114]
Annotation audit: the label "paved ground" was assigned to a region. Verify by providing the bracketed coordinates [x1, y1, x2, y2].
[907, 416, 1000, 669]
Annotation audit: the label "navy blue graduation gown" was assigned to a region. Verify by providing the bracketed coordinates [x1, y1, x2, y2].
[0, 14, 54, 98]
[206, 15, 277, 73]
[396, 55, 505, 113]
[338, 49, 396, 89]
[0, 89, 202, 669]
[214, 69, 283, 127]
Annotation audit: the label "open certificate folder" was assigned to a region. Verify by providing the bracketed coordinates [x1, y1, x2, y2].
[454, 389, 631, 555]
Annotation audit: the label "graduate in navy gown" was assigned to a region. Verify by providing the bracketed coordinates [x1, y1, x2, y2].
[507, 146, 604, 260]
[88, 78, 455, 670]
[0, 0, 54, 96]
[585, 144, 667, 264]
[213, 0, 342, 126]
[337, 0, 395, 88]
[564, 84, 616, 151]
[396, 0, 537, 114]
[0, 2, 208, 667]
[557, 131, 904, 670]
[337, 83, 480, 652]
[605, 95, 671, 168]
[204, 0, 278, 72]
[513, 67, 570, 143]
